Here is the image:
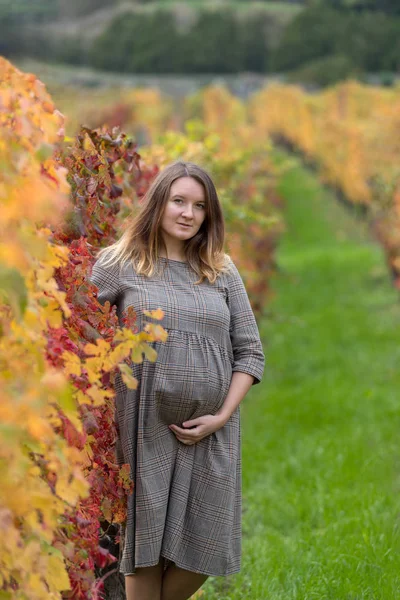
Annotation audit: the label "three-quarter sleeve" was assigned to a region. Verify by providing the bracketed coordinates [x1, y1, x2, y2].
[226, 259, 265, 385]
[88, 256, 121, 307]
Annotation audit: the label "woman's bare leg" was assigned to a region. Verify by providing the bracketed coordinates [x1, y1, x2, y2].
[161, 563, 208, 600]
[125, 559, 164, 600]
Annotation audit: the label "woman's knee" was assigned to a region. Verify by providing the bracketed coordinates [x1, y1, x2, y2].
[125, 561, 164, 600]
[161, 564, 208, 600]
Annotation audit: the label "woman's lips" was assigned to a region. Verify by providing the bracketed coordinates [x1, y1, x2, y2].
[178, 223, 192, 228]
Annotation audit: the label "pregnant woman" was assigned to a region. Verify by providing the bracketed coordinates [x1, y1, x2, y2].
[89, 160, 265, 600]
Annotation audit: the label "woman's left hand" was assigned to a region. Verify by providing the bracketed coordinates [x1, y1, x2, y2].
[169, 414, 226, 445]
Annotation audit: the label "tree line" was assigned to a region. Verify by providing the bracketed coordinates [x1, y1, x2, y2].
[1, 2, 400, 84]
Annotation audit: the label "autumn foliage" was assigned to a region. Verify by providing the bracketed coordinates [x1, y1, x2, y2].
[0, 57, 167, 599]
[136, 85, 285, 313]
[1, 59, 282, 599]
[249, 81, 400, 287]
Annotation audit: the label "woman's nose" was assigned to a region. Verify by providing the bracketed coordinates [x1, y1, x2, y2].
[182, 204, 194, 218]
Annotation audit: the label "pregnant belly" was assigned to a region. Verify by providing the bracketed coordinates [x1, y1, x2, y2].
[153, 333, 232, 426]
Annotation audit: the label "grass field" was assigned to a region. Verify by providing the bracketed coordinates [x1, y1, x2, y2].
[201, 161, 400, 599]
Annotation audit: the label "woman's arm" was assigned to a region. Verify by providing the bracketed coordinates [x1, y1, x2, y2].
[215, 371, 254, 423]
[225, 258, 265, 385]
[169, 372, 254, 444]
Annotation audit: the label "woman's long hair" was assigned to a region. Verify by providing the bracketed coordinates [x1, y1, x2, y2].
[95, 160, 229, 284]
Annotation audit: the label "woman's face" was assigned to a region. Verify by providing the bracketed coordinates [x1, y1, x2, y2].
[160, 176, 207, 245]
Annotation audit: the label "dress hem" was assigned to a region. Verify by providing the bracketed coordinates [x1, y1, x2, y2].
[119, 552, 241, 578]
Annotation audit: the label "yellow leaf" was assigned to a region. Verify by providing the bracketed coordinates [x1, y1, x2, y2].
[79, 448, 92, 468]
[113, 328, 137, 342]
[52, 288, 71, 318]
[66, 405, 84, 433]
[143, 307, 165, 320]
[75, 390, 90, 406]
[62, 351, 81, 377]
[24, 507, 41, 532]
[118, 363, 138, 390]
[130, 345, 143, 364]
[144, 323, 168, 342]
[28, 466, 41, 477]
[85, 355, 103, 384]
[40, 369, 67, 391]
[83, 338, 110, 356]
[46, 553, 71, 592]
[29, 572, 45, 593]
[142, 344, 157, 362]
[101, 496, 112, 522]
[30, 490, 64, 514]
[86, 385, 114, 406]
[56, 471, 89, 504]
[42, 300, 63, 328]
[47, 243, 69, 267]
[27, 417, 53, 440]
[109, 342, 132, 364]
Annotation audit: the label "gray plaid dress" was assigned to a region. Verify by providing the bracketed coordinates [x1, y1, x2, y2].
[89, 255, 265, 577]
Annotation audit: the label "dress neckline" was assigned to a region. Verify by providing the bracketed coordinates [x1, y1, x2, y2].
[158, 256, 188, 265]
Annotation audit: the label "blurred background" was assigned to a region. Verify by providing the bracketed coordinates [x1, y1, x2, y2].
[1, 0, 399, 137]
[3, 3, 400, 600]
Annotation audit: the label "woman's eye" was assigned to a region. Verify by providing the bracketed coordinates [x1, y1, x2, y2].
[197, 204, 205, 209]
[174, 198, 183, 203]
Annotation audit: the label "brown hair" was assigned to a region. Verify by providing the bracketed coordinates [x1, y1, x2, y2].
[95, 160, 230, 284]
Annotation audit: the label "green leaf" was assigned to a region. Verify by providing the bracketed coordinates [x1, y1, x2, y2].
[142, 344, 157, 363]
[57, 381, 78, 415]
[0, 265, 27, 317]
[130, 346, 143, 364]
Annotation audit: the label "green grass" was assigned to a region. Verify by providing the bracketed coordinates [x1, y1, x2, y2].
[201, 161, 400, 599]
